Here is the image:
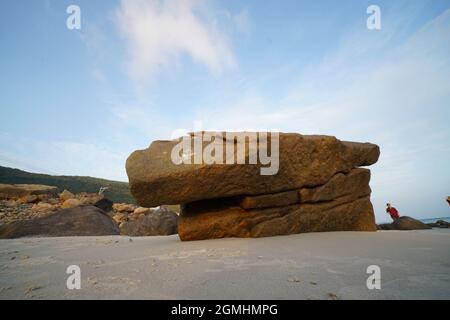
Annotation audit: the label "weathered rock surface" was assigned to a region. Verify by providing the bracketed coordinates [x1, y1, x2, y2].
[133, 207, 151, 215]
[427, 221, 449, 228]
[112, 212, 128, 225]
[59, 190, 75, 201]
[61, 198, 82, 209]
[77, 192, 104, 206]
[120, 207, 178, 236]
[179, 196, 375, 240]
[299, 168, 371, 203]
[240, 190, 299, 209]
[31, 202, 57, 213]
[93, 198, 113, 212]
[392, 216, 431, 230]
[113, 203, 136, 213]
[177, 169, 376, 241]
[0, 205, 119, 238]
[126, 132, 380, 240]
[377, 216, 432, 231]
[0, 189, 119, 228]
[0, 184, 58, 200]
[433, 220, 450, 228]
[18, 195, 40, 204]
[126, 133, 380, 207]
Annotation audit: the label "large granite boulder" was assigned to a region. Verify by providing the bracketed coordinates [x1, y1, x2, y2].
[179, 196, 375, 240]
[126, 133, 379, 207]
[120, 207, 178, 236]
[378, 216, 432, 231]
[392, 216, 431, 230]
[126, 132, 380, 240]
[0, 205, 119, 238]
[0, 184, 58, 200]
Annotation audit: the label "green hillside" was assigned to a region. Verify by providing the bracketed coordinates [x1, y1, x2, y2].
[0, 166, 136, 204]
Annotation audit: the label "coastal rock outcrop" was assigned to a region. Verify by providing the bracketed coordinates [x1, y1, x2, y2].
[427, 219, 450, 228]
[126, 132, 380, 240]
[0, 205, 119, 239]
[377, 216, 432, 230]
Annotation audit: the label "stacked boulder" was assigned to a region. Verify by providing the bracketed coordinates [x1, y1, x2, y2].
[126, 132, 380, 241]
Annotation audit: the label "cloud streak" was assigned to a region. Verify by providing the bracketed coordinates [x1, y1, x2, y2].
[115, 0, 236, 84]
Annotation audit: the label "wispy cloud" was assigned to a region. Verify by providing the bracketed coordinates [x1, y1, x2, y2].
[115, 0, 236, 84]
[231, 8, 251, 35]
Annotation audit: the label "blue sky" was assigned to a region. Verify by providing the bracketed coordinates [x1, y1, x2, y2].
[1, 0, 449, 222]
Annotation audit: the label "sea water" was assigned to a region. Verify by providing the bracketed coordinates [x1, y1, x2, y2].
[420, 216, 450, 224]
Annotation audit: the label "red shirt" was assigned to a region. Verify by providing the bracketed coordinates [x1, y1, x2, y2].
[386, 207, 400, 219]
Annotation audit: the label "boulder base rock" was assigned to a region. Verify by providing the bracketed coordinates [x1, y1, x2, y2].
[179, 196, 375, 240]
[178, 168, 376, 240]
[0, 205, 119, 238]
[94, 197, 113, 212]
[0, 184, 58, 200]
[393, 216, 431, 230]
[120, 207, 178, 236]
[377, 216, 432, 230]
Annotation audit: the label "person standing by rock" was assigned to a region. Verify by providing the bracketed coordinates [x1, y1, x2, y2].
[386, 203, 400, 221]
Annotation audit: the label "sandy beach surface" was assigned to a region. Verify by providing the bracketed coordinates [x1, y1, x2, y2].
[1, 229, 449, 300]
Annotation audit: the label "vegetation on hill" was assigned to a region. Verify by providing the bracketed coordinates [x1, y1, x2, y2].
[0, 166, 136, 204]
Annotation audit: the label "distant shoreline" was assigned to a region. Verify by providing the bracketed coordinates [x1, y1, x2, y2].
[375, 216, 450, 225]
[419, 216, 450, 224]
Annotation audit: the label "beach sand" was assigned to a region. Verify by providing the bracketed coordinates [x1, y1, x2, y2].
[1, 229, 449, 300]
